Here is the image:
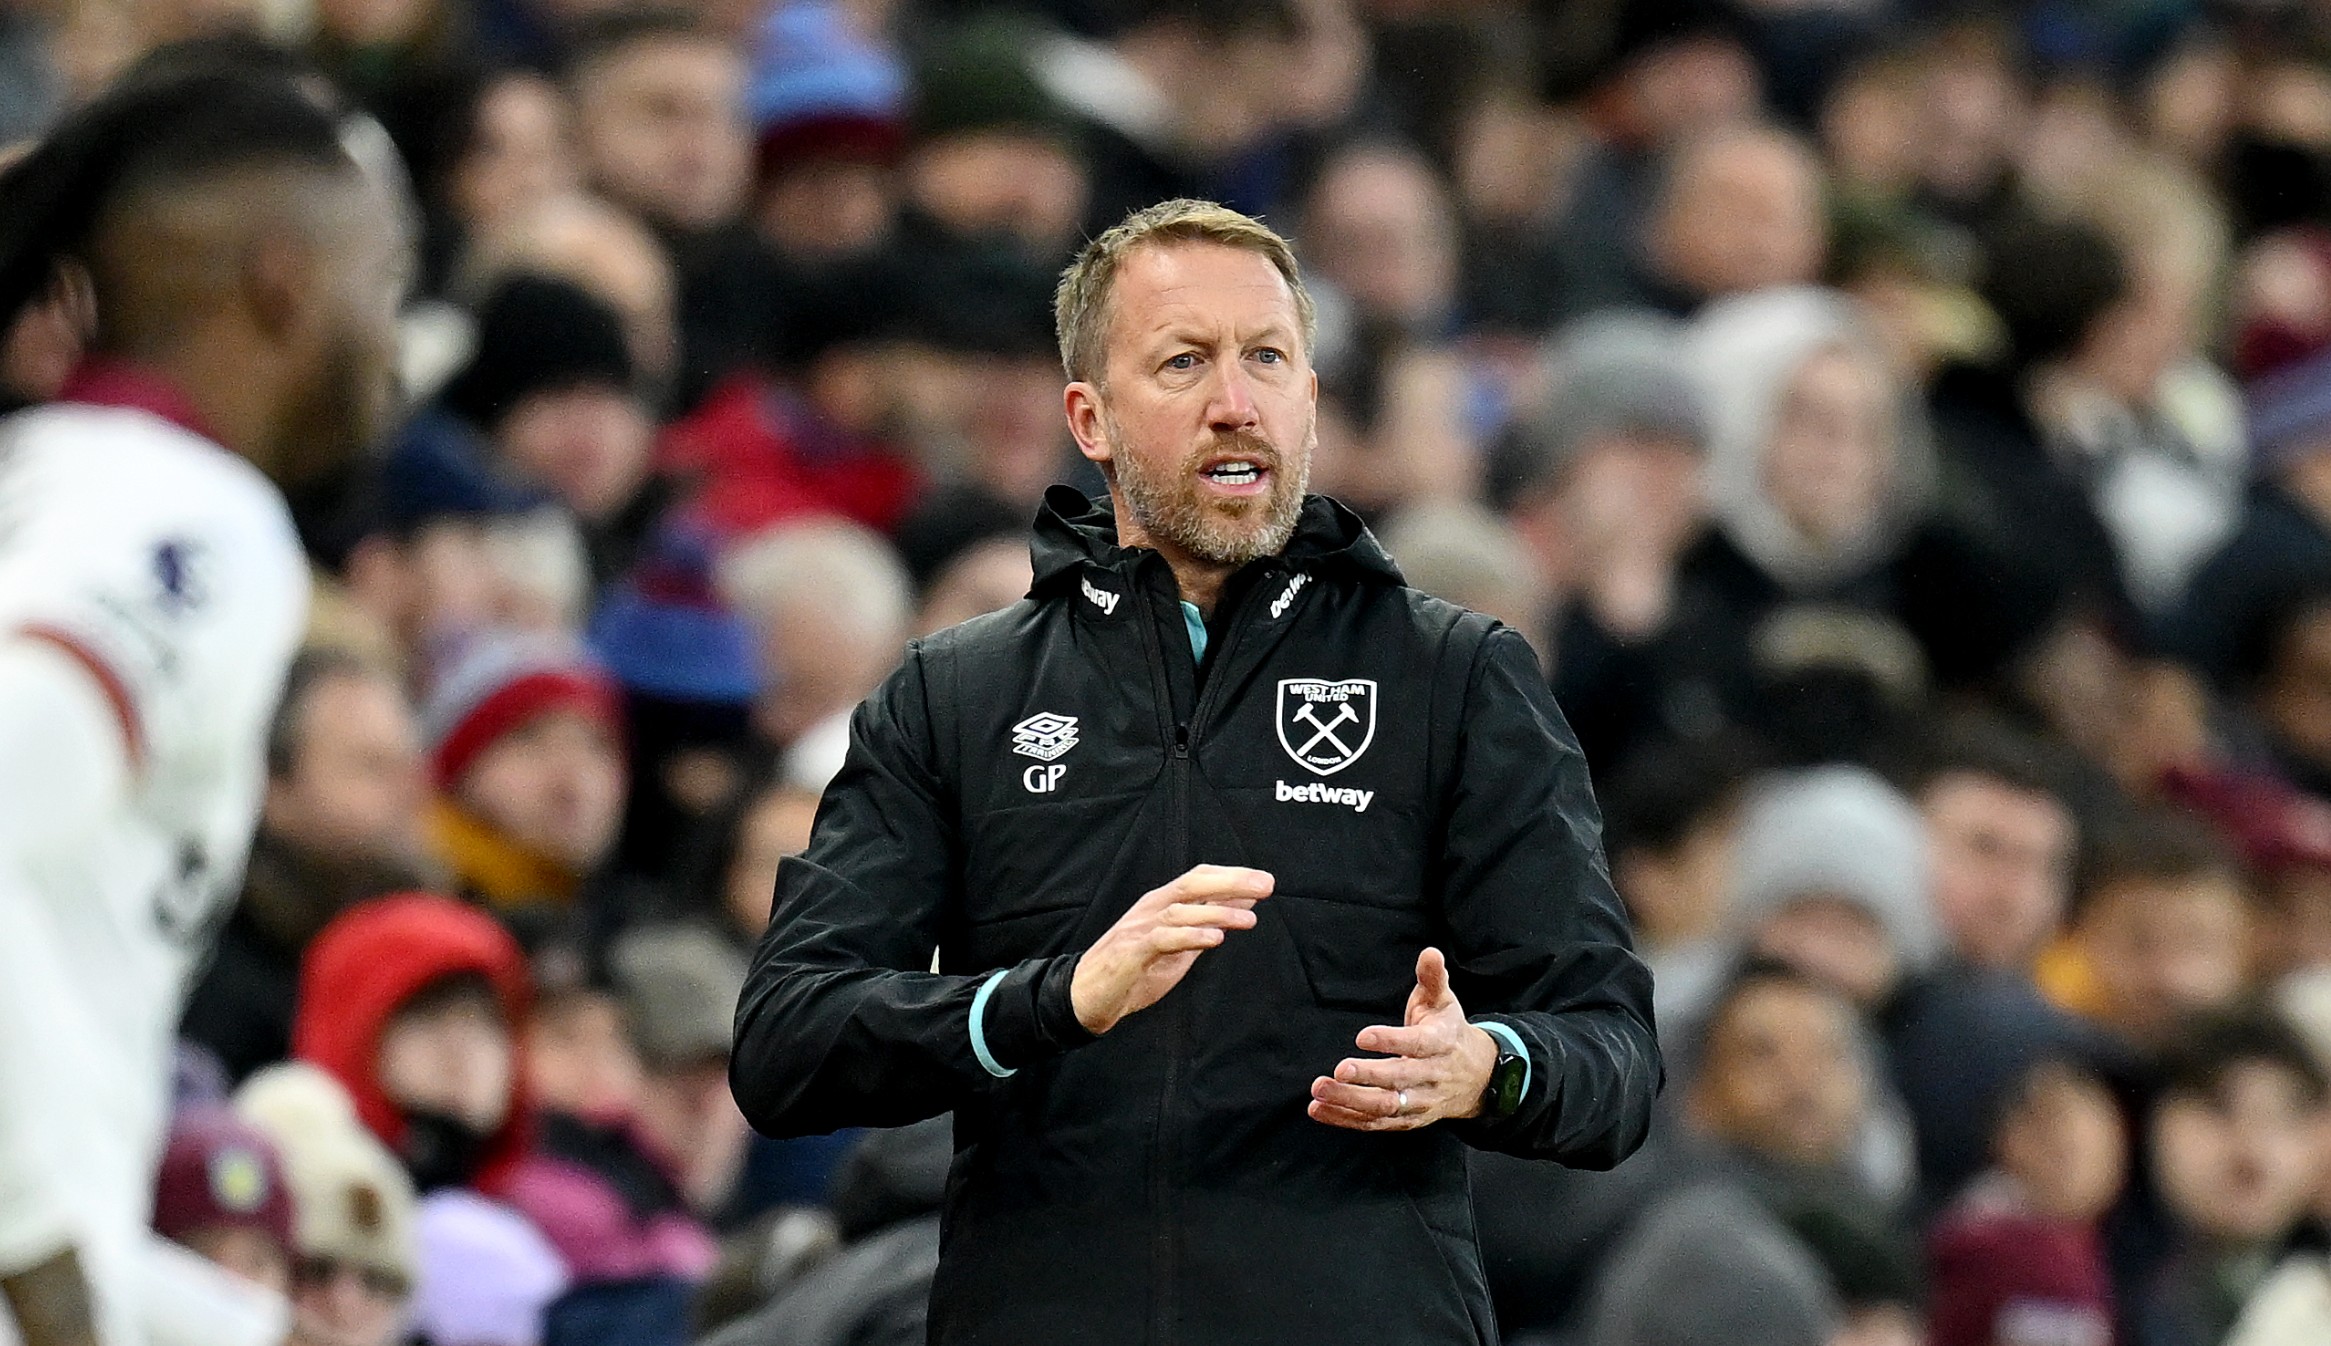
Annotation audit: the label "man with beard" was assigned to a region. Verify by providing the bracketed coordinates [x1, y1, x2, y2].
[730, 199, 1660, 1344]
[0, 69, 408, 1346]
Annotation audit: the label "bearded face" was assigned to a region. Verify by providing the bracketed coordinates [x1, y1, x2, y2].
[1104, 413, 1312, 568]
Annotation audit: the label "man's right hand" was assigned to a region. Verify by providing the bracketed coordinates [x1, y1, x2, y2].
[1070, 865, 1272, 1034]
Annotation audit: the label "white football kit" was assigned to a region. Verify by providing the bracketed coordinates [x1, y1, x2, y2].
[0, 376, 307, 1346]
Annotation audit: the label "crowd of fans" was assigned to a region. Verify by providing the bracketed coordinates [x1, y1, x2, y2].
[11, 0, 2331, 1344]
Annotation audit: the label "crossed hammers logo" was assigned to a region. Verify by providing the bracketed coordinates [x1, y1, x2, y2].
[1292, 701, 1358, 760]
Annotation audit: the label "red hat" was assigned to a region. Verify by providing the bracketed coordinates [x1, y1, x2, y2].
[293, 893, 536, 1197]
[153, 1108, 296, 1253]
[421, 632, 623, 790]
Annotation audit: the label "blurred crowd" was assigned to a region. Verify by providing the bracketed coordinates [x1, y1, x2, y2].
[15, 0, 2331, 1344]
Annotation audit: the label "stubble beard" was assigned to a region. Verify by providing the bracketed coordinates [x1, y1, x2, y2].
[1105, 411, 1314, 568]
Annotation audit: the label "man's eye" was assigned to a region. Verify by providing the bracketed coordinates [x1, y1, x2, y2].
[1254, 348, 1284, 364]
[1165, 353, 1199, 371]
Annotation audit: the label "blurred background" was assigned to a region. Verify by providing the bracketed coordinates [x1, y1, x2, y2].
[14, 1, 2331, 1345]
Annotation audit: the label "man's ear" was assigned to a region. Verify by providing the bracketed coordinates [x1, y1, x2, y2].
[1064, 381, 1111, 468]
[241, 228, 321, 345]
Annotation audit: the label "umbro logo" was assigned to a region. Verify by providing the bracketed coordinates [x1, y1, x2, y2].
[1011, 712, 1079, 762]
[1269, 571, 1309, 619]
[1080, 576, 1120, 615]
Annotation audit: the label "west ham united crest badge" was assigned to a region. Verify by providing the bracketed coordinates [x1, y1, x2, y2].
[1275, 678, 1377, 776]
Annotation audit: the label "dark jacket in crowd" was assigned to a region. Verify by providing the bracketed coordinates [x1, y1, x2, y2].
[730, 487, 1661, 1345]
[701, 1116, 953, 1346]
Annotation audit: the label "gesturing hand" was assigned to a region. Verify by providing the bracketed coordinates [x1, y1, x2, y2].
[1308, 947, 1498, 1132]
[1070, 864, 1272, 1035]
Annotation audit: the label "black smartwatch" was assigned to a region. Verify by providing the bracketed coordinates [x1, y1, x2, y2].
[1485, 1039, 1527, 1119]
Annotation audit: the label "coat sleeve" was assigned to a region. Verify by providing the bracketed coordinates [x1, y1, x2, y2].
[1435, 626, 1662, 1167]
[730, 643, 1095, 1138]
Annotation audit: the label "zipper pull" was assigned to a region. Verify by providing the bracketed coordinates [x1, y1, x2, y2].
[1172, 723, 1190, 758]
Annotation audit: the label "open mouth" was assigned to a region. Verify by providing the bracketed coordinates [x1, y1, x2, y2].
[1200, 459, 1270, 489]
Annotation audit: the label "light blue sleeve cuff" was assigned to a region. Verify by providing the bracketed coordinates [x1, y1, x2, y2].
[970, 969, 1017, 1078]
[1474, 1019, 1531, 1102]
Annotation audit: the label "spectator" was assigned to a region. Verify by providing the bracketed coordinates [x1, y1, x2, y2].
[744, 0, 905, 264]
[1299, 138, 1461, 340]
[2042, 811, 2253, 1053]
[236, 1063, 420, 1346]
[152, 1109, 299, 1297]
[1724, 765, 1942, 1017]
[1682, 964, 1922, 1329]
[183, 649, 436, 1083]
[296, 892, 537, 1209]
[421, 633, 628, 922]
[1496, 311, 1710, 771]
[671, 769, 819, 947]
[2136, 1011, 2331, 1346]
[586, 526, 760, 886]
[1644, 123, 1829, 316]
[1926, 1056, 2126, 1346]
[1543, 0, 1765, 322]
[383, 66, 582, 297]
[565, 10, 750, 238]
[438, 272, 663, 585]
[2036, 154, 2245, 615]
[1600, 735, 1754, 1031]
[504, 932, 731, 1346]
[717, 517, 912, 754]
[658, 266, 927, 539]
[1899, 715, 2083, 977]
[899, 16, 1085, 262]
[1678, 287, 2033, 747]
[336, 418, 588, 672]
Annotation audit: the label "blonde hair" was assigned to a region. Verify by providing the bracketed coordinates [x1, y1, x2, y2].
[1053, 198, 1316, 386]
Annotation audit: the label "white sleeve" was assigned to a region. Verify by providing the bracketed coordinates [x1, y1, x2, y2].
[137, 1236, 288, 1346]
[0, 639, 132, 1276]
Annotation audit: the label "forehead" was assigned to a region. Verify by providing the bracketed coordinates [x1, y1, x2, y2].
[586, 36, 744, 91]
[1107, 241, 1299, 343]
[1718, 979, 1847, 1043]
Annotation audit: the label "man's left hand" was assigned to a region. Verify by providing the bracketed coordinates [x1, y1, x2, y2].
[1308, 947, 1498, 1132]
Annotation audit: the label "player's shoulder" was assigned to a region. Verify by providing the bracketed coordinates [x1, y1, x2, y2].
[1, 403, 298, 556]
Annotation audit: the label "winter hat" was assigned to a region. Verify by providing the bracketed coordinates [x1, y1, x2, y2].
[2233, 228, 2331, 472]
[1587, 1181, 1839, 1346]
[587, 528, 759, 705]
[293, 894, 536, 1197]
[423, 631, 623, 790]
[1489, 310, 1705, 511]
[376, 410, 552, 535]
[1728, 765, 1943, 977]
[152, 1108, 297, 1254]
[236, 1063, 419, 1285]
[608, 923, 750, 1071]
[1689, 286, 1934, 591]
[909, 18, 1069, 145]
[439, 273, 636, 433]
[409, 1190, 568, 1346]
[749, 0, 907, 174]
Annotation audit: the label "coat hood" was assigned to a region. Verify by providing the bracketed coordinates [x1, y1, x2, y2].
[1026, 485, 1403, 597]
[294, 893, 535, 1196]
[1691, 287, 1936, 591]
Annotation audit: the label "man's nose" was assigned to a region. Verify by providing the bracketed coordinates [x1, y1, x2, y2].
[1206, 361, 1261, 432]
